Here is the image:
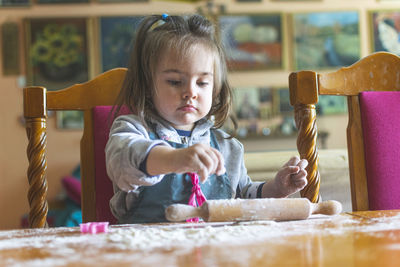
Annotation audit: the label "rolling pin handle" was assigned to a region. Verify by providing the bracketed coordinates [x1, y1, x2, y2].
[310, 200, 342, 215]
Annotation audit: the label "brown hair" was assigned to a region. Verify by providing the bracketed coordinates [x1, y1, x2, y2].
[112, 14, 234, 130]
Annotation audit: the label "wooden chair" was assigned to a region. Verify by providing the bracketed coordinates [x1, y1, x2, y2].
[23, 68, 127, 228]
[289, 51, 400, 211]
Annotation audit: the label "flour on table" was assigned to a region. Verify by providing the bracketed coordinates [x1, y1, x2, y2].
[2, 213, 400, 267]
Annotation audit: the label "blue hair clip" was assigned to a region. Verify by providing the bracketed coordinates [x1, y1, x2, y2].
[162, 13, 169, 21]
[150, 13, 169, 31]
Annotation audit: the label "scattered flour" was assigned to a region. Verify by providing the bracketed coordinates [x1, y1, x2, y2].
[1, 212, 400, 266]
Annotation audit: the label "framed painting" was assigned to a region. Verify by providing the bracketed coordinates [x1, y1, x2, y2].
[277, 88, 292, 114]
[316, 95, 347, 115]
[236, 0, 262, 2]
[370, 10, 400, 55]
[26, 18, 89, 90]
[0, 0, 30, 6]
[100, 16, 142, 71]
[97, 0, 147, 2]
[227, 87, 295, 139]
[1, 22, 20, 75]
[292, 11, 360, 70]
[56, 111, 84, 129]
[35, 0, 88, 3]
[271, 0, 320, 1]
[219, 14, 283, 71]
[26, 18, 89, 129]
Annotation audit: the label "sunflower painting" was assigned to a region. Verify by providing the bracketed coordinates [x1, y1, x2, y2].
[26, 18, 89, 90]
[26, 18, 89, 129]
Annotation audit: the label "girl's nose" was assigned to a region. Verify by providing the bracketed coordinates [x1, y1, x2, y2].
[182, 82, 197, 99]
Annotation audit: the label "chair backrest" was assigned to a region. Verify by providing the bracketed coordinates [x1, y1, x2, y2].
[288, 51, 400, 211]
[359, 91, 400, 210]
[23, 68, 127, 228]
[93, 105, 130, 224]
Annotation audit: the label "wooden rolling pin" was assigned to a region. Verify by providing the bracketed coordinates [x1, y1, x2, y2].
[165, 198, 342, 222]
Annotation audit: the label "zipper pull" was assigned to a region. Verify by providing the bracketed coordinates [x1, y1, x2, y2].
[181, 136, 188, 144]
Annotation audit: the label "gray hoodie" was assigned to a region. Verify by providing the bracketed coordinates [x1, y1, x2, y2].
[105, 114, 263, 221]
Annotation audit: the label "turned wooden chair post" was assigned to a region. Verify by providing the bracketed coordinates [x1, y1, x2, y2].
[289, 52, 400, 211]
[23, 68, 127, 228]
[289, 71, 321, 203]
[23, 86, 49, 228]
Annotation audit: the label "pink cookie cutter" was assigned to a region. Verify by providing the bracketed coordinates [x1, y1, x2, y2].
[80, 222, 109, 234]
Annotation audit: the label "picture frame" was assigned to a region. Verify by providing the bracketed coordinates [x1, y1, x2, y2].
[370, 10, 400, 55]
[1, 22, 20, 75]
[25, 18, 89, 129]
[219, 14, 283, 71]
[100, 16, 142, 72]
[228, 86, 347, 139]
[35, 0, 89, 3]
[97, 0, 147, 2]
[277, 88, 292, 114]
[316, 95, 347, 115]
[25, 18, 89, 90]
[291, 11, 360, 70]
[271, 0, 320, 1]
[270, 0, 322, 2]
[56, 111, 84, 130]
[0, 0, 30, 6]
[228, 87, 296, 139]
[236, 0, 262, 2]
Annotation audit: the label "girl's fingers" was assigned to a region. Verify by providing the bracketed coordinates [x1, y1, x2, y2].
[200, 147, 225, 176]
[284, 156, 300, 167]
[293, 177, 307, 188]
[187, 144, 226, 181]
[292, 169, 307, 179]
[211, 147, 226, 175]
[291, 170, 308, 187]
[201, 151, 216, 173]
[297, 159, 308, 169]
[294, 179, 307, 189]
[198, 167, 208, 183]
[285, 166, 300, 175]
[197, 155, 212, 182]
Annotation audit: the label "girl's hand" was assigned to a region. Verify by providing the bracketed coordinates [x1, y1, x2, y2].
[172, 144, 226, 182]
[262, 156, 308, 198]
[146, 143, 226, 183]
[274, 156, 308, 197]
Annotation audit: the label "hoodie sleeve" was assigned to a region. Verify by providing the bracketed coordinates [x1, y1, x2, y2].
[105, 115, 169, 192]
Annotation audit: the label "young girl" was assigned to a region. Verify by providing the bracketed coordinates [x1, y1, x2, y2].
[105, 14, 308, 224]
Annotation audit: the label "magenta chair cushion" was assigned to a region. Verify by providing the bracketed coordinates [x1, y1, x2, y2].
[93, 106, 130, 223]
[359, 91, 400, 210]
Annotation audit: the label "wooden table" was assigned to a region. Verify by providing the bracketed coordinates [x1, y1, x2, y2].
[1, 210, 400, 266]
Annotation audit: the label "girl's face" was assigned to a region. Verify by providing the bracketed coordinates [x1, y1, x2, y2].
[153, 45, 214, 131]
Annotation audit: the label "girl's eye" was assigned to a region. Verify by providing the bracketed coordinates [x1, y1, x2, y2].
[167, 80, 182, 86]
[198, 81, 209, 87]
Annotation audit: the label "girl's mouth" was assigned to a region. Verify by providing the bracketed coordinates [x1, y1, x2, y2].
[179, 104, 197, 112]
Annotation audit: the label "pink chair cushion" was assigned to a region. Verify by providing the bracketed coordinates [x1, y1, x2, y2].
[359, 91, 400, 210]
[93, 106, 130, 223]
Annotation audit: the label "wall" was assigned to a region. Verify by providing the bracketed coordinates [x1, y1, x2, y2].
[1, 0, 399, 229]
